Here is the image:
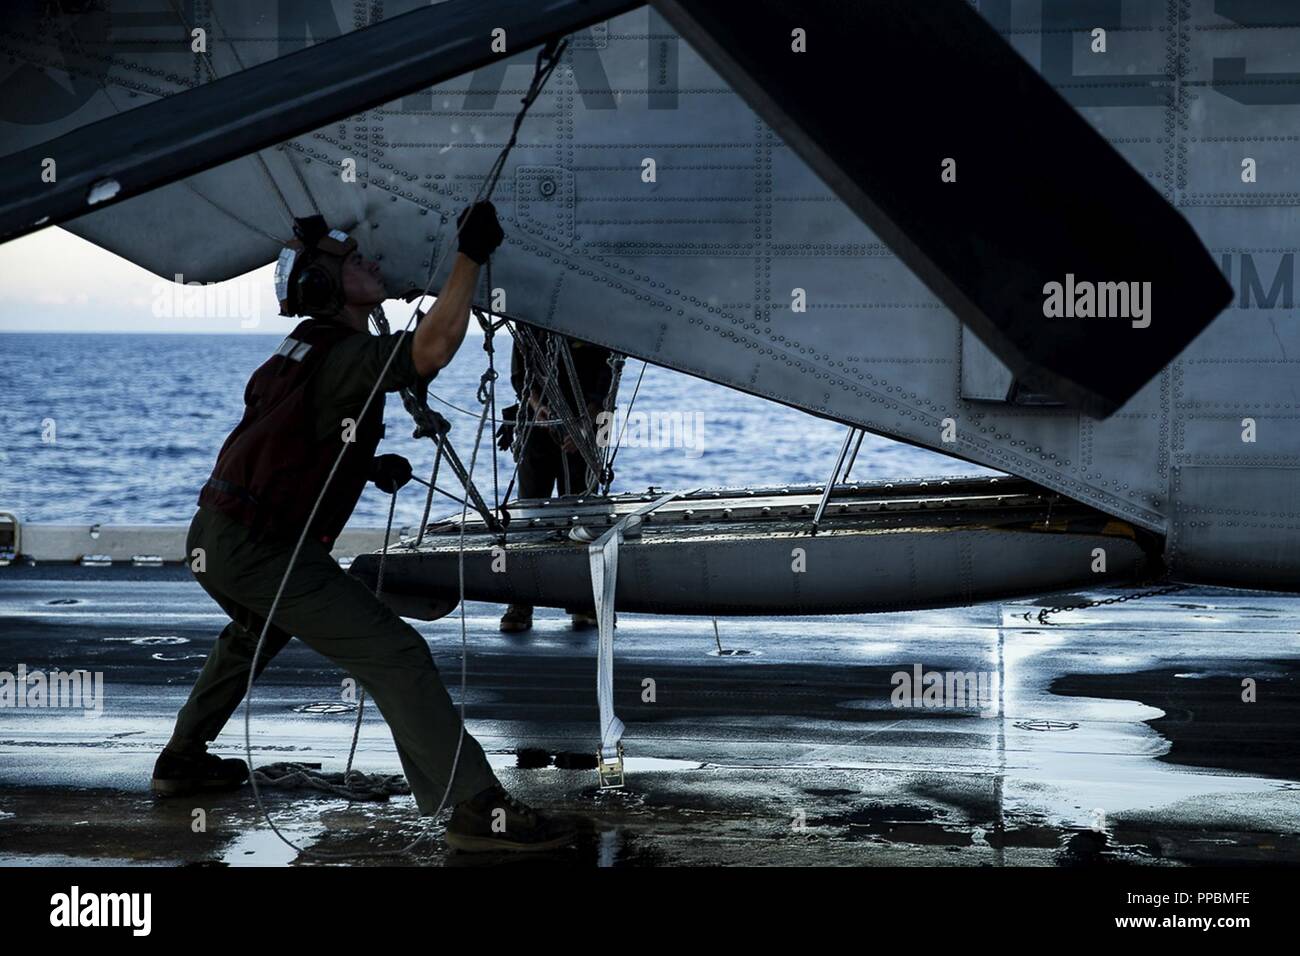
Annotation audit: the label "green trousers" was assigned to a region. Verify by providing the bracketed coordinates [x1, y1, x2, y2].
[171, 506, 498, 813]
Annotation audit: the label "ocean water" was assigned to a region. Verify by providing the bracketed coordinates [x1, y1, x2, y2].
[0, 332, 996, 528]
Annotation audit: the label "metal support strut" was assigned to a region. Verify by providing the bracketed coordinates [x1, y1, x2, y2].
[812, 425, 863, 533]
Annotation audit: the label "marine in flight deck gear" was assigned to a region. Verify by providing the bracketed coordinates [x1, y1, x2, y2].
[153, 207, 576, 852]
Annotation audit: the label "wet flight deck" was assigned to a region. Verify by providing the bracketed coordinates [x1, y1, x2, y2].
[1, 564, 1297, 866]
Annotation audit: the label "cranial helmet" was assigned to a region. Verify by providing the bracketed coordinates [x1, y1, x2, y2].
[274, 216, 358, 318]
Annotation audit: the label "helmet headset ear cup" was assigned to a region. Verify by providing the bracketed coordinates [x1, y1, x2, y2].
[279, 216, 358, 318]
[294, 261, 342, 316]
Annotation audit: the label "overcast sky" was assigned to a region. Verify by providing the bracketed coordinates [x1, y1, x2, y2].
[0, 227, 440, 335]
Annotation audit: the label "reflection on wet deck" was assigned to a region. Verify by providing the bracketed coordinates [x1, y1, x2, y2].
[1, 566, 1298, 866]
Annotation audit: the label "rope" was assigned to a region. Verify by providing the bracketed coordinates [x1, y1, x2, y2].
[497, 327, 555, 508]
[510, 323, 604, 488]
[554, 336, 601, 493]
[597, 352, 626, 492]
[238, 38, 570, 859]
[253, 763, 410, 802]
[424, 388, 563, 427]
[606, 360, 647, 474]
[381, 306, 501, 532]
[499, 329, 629, 501]
[275, 392, 492, 819]
[478, 306, 504, 526]
[471, 262, 503, 524]
[415, 444, 444, 547]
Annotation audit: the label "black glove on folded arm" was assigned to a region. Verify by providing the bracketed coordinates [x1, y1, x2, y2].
[457, 201, 505, 265]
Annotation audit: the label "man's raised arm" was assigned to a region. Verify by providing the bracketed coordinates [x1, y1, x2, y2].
[411, 202, 504, 379]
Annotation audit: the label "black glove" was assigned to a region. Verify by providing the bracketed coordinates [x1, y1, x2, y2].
[496, 403, 519, 452]
[456, 201, 505, 265]
[369, 454, 413, 494]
